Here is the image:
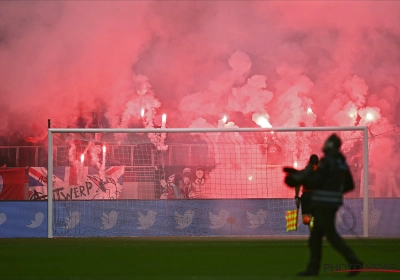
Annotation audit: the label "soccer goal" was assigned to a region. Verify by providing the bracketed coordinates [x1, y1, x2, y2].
[46, 126, 369, 238]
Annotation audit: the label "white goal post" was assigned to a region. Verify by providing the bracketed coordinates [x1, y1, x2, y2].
[47, 126, 369, 238]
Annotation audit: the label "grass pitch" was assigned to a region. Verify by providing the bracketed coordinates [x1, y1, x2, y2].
[0, 237, 399, 280]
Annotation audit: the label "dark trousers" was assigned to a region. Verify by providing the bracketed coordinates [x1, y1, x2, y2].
[300, 192, 312, 215]
[306, 206, 360, 272]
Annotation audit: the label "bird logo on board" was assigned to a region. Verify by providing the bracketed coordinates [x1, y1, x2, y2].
[247, 209, 268, 229]
[285, 209, 298, 231]
[101, 210, 118, 230]
[0, 213, 6, 226]
[174, 210, 195, 229]
[137, 210, 157, 229]
[209, 210, 229, 229]
[64, 211, 81, 230]
[26, 212, 44, 228]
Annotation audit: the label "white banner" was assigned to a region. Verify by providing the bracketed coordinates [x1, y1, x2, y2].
[28, 166, 124, 200]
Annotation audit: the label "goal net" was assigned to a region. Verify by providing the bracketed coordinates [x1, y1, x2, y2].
[45, 127, 374, 238]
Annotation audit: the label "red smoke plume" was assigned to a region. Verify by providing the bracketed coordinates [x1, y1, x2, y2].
[1, 1, 400, 193]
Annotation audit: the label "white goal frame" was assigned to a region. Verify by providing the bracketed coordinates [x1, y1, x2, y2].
[47, 126, 369, 238]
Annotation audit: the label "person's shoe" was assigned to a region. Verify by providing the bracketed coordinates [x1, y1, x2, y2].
[347, 262, 363, 277]
[309, 216, 314, 232]
[297, 270, 318, 277]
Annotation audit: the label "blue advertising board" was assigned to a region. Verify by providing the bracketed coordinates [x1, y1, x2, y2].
[0, 199, 399, 238]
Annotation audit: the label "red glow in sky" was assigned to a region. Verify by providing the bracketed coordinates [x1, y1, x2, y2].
[1, 1, 399, 129]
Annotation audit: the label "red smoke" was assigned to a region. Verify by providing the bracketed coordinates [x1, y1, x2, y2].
[1, 1, 400, 193]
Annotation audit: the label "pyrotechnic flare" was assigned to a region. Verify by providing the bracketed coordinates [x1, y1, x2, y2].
[148, 114, 168, 151]
[79, 153, 85, 185]
[100, 145, 106, 180]
[161, 114, 167, 128]
[255, 115, 272, 128]
[218, 115, 228, 127]
[358, 107, 381, 125]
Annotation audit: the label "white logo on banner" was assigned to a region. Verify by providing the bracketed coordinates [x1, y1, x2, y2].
[26, 212, 44, 228]
[209, 210, 229, 229]
[0, 213, 6, 225]
[247, 209, 267, 229]
[137, 210, 157, 229]
[64, 211, 81, 230]
[101, 210, 118, 230]
[174, 210, 195, 229]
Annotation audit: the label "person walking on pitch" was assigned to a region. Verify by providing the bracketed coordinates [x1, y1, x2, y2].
[283, 134, 363, 277]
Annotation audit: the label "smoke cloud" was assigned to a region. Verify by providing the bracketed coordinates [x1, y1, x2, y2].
[1, 1, 400, 187]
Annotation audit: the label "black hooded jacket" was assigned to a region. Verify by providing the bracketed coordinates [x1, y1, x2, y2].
[306, 150, 354, 207]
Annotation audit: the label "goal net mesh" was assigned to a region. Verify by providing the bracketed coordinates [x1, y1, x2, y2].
[46, 128, 377, 237]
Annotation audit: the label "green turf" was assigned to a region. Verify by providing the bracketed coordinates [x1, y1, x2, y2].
[0, 237, 399, 280]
